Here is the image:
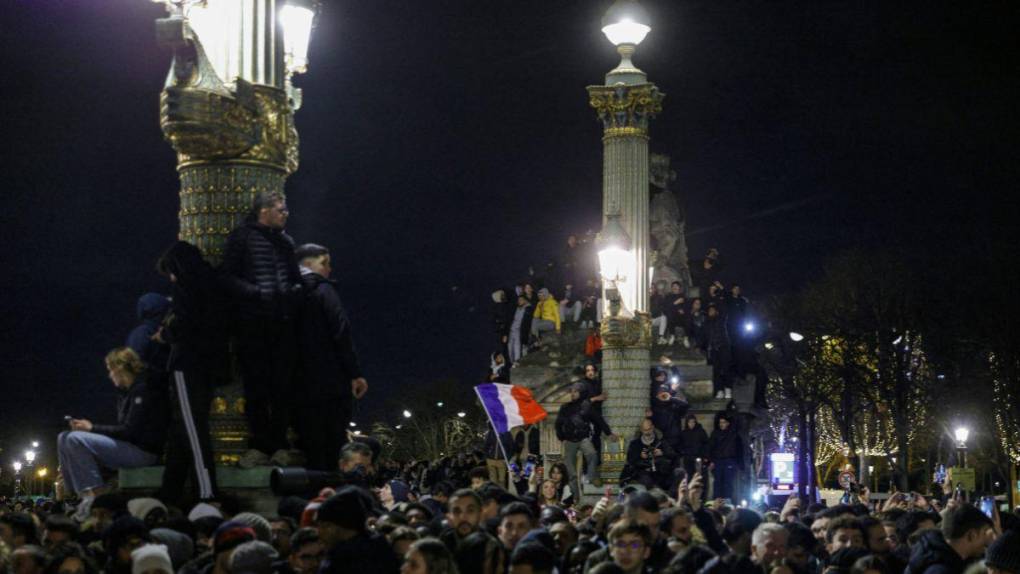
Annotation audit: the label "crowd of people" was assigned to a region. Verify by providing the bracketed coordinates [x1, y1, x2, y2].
[3, 438, 1018, 574]
[56, 191, 368, 516]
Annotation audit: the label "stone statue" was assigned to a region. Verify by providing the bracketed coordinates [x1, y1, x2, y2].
[649, 153, 692, 290]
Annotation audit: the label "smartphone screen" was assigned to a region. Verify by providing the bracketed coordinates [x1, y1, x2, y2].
[980, 496, 995, 518]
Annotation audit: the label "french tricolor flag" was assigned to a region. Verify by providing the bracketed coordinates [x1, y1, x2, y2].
[475, 383, 548, 434]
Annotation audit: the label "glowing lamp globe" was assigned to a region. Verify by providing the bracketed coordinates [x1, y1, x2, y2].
[601, 0, 651, 46]
[280, 0, 316, 74]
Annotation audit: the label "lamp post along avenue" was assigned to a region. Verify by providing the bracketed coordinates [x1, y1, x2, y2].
[589, 0, 664, 485]
[153, 0, 317, 463]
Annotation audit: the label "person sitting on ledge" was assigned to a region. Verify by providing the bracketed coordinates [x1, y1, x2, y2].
[58, 347, 167, 521]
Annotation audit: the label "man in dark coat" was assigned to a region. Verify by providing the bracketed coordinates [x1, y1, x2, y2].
[293, 243, 368, 471]
[155, 241, 229, 504]
[624, 418, 675, 490]
[650, 377, 688, 455]
[677, 414, 709, 479]
[220, 191, 303, 460]
[318, 487, 399, 574]
[705, 303, 733, 399]
[555, 383, 616, 496]
[707, 412, 743, 501]
[905, 505, 993, 574]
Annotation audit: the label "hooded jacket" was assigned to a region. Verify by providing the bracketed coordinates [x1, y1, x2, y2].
[125, 293, 171, 370]
[905, 529, 967, 574]
[295, 270, 362, 403]
[678, 415, 709, 457]
[707, 416, 742, 462]
[158, 242, 229, 375]
[650, 394, 689, 450]
[91, 373, 168, 455]
[533, 296, 562, 330]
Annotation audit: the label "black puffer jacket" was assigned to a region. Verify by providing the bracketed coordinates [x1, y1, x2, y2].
[905, 529, 966, 574]
[707, 417, 742, 462]
[556, 396, 612, 442]
[219, 221, 302, 326]
[650, 396, 688, 450]
[158, 241, 229, 376]
[91, 374, 168, 455]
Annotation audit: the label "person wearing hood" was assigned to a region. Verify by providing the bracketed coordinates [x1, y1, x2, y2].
[677, 414, 709, 480]
[649, 370, 689, 456]
[508, 294, 534, 365]
[155, 240, 228, 505]
[555, 383, 617, 496]
[125, 293, 171, 373]
[705, 303, 733, 399]
[317, 486, 400, 574]
[59, 348, 167, 522]
[707, 412, 743, 501]
[377, 480, 412, 512]
[624, 418, 676, 490]
[292, 243, 368, 471]
[905, 504, 994, 574]
[219, 191, 303, 463]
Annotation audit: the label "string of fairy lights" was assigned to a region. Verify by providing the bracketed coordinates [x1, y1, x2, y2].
[991, 353, 1020, 464]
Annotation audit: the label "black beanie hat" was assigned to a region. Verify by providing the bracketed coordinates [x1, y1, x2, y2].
[316, 486, 373, 532]
[986, 530, 1020, 574]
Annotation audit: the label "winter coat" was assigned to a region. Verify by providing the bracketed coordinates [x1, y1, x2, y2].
[321, 532, 400, 574]
[707, 421, 742, 462]
[511, 303, 534, 338]
[295, 271, 362, 403]
[626, 431, 675, 471]
[533, 298, 561, 330]
[556, 397, 612, 442]
[706, 315, 730, 353]
[219, 221, 302, 332]
[158, 242, 229, 376]
[125, 293, 171, 370]
[678, 416, 709, 457]
[91, 373, 168, 455]
[650, 396, 688, 449]
[650, 292, 669, 318]
[492, 292, 513, 339]
[905, 529, 966, 574]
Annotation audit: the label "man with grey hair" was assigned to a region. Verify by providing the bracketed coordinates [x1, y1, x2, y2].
[221, 190, 302, 464]
[751, 522, 789, 570]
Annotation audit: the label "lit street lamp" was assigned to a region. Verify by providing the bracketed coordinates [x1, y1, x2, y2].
[588, 0, 664, 487]
[955, 426, 970, 468]
[24, 450, 35, 464]
[153, 0, 319, 460]
[403, 410, 413, 419]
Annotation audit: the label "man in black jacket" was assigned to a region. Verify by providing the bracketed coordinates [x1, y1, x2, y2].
[677, 414, 709, 479]
[59, 347, 167, 520]
[293, 243, 368, 471]
[555, 383, 617, 496]
[220, 191, 303, 460]
[707, 412, 743, 501]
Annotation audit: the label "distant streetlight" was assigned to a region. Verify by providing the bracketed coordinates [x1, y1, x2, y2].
[955, 426, 970, 468]
[348, 422, 356, 427]
[789, 332, 804, 342]
[31, 441, 39, 448]
[279, 0, 317, 75]
[24, 451, 35, 464]
[436, 402, 444, 407]
[395, 425, 403, 430]
[36, 468, 47, 478]
[743, 321, 756, 334]
[764, 342, 774, 350]
[457, 412, 466, 418]
[12, 462, 22, 473]
[402, 410, 412, 419]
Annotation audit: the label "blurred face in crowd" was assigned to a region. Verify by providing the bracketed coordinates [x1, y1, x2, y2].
[640, 419, 655, 436]
[43, 528, 72, 549]
[786, 544, 811, 571]
[669, 514, 693, 546]
[400, 549, 426, 574]
[671, 282, 682, 295]
[406, 508, 430, 528]
[550, 522, 578, 556]
[339, 450, 373, 475]
[303, 254, 331, 279]
[259, 200, 289, 229]
[55, 557, 86, 574]
[11, 549, 44, 574]
[883, 523, 899, 547]
[585, 365, 597, 380]
[827, 527, 864, 553]
[524, 284, 534, 296]
[567, 235, 577, 247]
[116, 536, 146, 565]
[498, 512, 533, 550]
[541, 480, 558, 502]
[518, 296, 528, 307]
[752, 530, 788, 567]
[289, 541, 324, 574]
[377, 483, 395, 507]
[731, 285, 742, 297]
[692, 298, 702, 312]
[447, 495, 481, 537]
[811, 518, 830, 546]
[686, 418, 697, 429]
[550, 466, 564, 484]
[569, 388, 581, 402]
[719, 418, 730, 431]
[866, 523, 891, 555]
[633, 508, 661, 540]
[270, 520, 293, 557]
[610, 534, 650, 572]
[707, 306, 718, 318]
[0, 523, 16, 548]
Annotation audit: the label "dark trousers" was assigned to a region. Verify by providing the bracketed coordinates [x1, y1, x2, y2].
[238, 324, 297, 454]
[294, 400, 351, 471]
[713, 458, 739, 501]
[710, 348, 732, 395]
[160, 369, 218, 504]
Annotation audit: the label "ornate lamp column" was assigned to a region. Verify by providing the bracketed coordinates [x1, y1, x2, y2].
[153, 0, 316, 462]
[588, 0, 664, 484]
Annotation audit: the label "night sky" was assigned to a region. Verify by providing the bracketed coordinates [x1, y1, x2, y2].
[1, 1, 1015, 462]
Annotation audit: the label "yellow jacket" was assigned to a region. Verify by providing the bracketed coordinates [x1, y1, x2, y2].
[533, 298, 561, 331]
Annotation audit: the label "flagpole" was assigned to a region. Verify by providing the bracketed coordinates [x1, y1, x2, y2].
[474, 385, 516, 479]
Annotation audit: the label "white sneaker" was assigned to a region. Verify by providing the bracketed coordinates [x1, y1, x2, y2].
[715, 391, 725, 399]
[668, 335, 676, 346]
[683, 337, 691, 349]
[73, 495, 95, 523]
[657, 337, 668, 345]
[724, 388, 732, 398]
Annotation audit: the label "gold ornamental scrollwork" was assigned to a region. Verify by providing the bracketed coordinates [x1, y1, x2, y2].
[587, 84, 664, 137]
[601, 312, 653, 348]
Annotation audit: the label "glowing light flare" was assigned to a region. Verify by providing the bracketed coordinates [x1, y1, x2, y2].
[602, 20, 651, 46]
[280, 3, 315, 74]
